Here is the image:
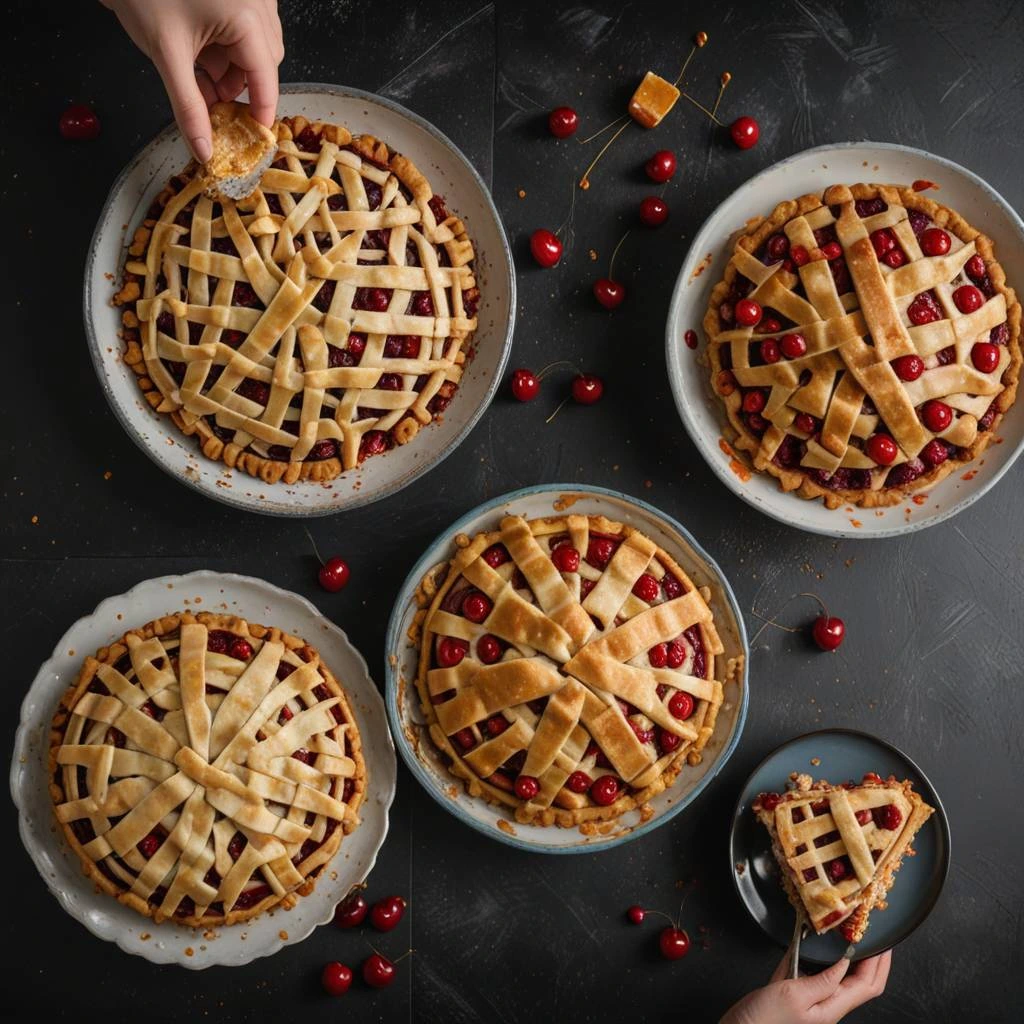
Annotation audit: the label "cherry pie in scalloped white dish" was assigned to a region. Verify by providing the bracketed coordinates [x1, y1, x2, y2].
[114, 108, 479, 484]
[49, 612, 365, 927]
[413, 514, 726, 828]
[705, 183, 1021, 508]
[753, 773, 933, 943]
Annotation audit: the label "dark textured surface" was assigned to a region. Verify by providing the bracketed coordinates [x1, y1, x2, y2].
[3, 1, 1023, 1021]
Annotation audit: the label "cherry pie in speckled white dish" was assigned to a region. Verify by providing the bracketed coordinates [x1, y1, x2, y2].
[413, 513, 726, 828]
[705, 183, 1021, 508]
[49, 611, 365, 927]
[114, 111, 479, 485]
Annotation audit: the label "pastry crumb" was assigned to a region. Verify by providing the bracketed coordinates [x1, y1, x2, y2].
[31, 515, 39, 524]
[810, 757, 821, 766]
[735, 862, 746, 876]
[278, 930, 288, 940]
[103, 470, 113, 480]
[589, 248, 598, 261]
[517, 188, 526, 198]
[496, 819, 516, 836]
[184, 947, 194, 957]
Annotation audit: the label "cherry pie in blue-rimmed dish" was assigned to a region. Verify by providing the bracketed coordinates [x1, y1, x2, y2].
[48, 612, 365, 927]
[705, 183, 1021, 508]
[114, 106, 479, 484]
[413, 513, 726, 828]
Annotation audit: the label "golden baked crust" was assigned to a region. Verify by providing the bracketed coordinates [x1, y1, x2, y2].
[753, 774, 933, 941]
[49, 611, 365, 927]
[114, 114, 480, 486]
[704, 183, 1021, 509]
[414, 513, 730, 828]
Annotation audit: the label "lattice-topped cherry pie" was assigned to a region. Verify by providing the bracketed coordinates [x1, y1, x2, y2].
[753, 773, 933, 942]
[705, 183, 1021, 508]
[414, 514, 728, 827]
[114, 109, 479, 484]
[49, 612, 365, 926]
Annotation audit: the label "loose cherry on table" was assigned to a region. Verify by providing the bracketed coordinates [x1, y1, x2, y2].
[334, 892, 369, 928]
[548, 106, 579, 138]
[594, 278, 625, 309]
[812, 615, 845, 652]
[510, 368, 540, 402]
[659, 926, 692, 961]
[645, 149, 677, 182]
[370, 896, 407, 932]
[362, 953, 396, 989]
[530, 228, 563, 267]
[318, 557, 351, 592]
[321, 961, 353, 996]
[729, 116, 759, 149]
[627, 905, 646, 924]
[59, 102, 100, 139]
[639, 196, 669, 227]
[572, 374, 604, 405]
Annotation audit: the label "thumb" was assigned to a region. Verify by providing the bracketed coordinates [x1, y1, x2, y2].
[154, 39, 213, 162]
[793, 957, 851, 1008]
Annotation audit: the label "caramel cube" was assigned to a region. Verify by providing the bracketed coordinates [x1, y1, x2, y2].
[628, 72, 680, 128]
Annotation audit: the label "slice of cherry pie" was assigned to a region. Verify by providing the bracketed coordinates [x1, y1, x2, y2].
[753, 772, 933, 942]
[49, 612, 365, 926]
[413, 513, 730, 828]
[114, 109, 480, 484]
[704, 183, 1021, 508]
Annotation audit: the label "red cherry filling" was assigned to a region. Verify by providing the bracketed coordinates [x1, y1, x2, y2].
[865, 433, 898, 466]
[228, 638, 253, 661]
[953, 284, 984, 313]
[483, 544, 509, 568]
[437, 637, 469, 667]
[138, 832, 162, 858]
[589, 775, 620, 806]
[780, 333, 807, 359]
[873, 804, 903, 830]
[461, 591, 492, 623]
[632, 573, 660, 602]
[907, 291, 942, 325]
[919, 227, 951, 256]
[566, 770, 592, 794]
[586, 536, 617, 568]
[662, 573, 684, 600]
[791, 245, 810, 267]
[971, 342, 1000, 373]
[668, 691, 694, 720]
[892, 354, 924, 381]
[920, 439, 951, 468]
[855, 808, 873, 826]
[551, 545, 581, 573]
[648, 642, 668, 668]
[476, 635, 503, 664]
[453, 728, 476, 750]
[742, 389, 767, 414]
[921, 399, 953, 432]
[515, 775, 540, 800]
[826, 856, 852, 883]
[485, 714, 508, 737]
[965, 254, 986, 281]
[734, 299, 762, 327]
[760, 339, 781, 364]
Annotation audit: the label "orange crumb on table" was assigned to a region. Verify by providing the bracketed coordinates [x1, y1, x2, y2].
[589, 249, 598, 261]
[690, 252, 713, 279]
[911, 494, 928, 506]
[912, 179, 939, 191]
[517, 188, 526, 198]
[31, 515, 39, 524]
[849, 518, 863, 528]
[103, 470, 112, 480]
[962, 470, 977, 480]
[496, 819, 516, 836]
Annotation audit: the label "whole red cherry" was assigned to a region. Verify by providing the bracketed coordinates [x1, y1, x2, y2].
[659, 926, 692, 960]
[59, 103, 100, 140]
[645, 149, 677, 182]
[812, 615, 845, 652]
[572, 374, 604, 404]
[627, 905, 646, 924]
[530, 229, 563, 268]
[362, 953, 396, 989]
[730, 116, 759, 149]
[370, 895, 407, 932]
[318, 557, 350, 592]
[594, 278, 625, 309]
[639, 196, 669, 227]
[334, 892, 369, 928]
[548, 106, 579, 138]
[321, 961, 353, 996]
[511, 368, 540, 401]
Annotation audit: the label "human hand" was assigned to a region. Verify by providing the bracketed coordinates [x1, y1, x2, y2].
[102, 0, 284, 161]
[720, 950, 892, 1024]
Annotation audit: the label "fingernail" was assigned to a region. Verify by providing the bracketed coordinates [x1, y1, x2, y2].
[191, 136, 212, 163]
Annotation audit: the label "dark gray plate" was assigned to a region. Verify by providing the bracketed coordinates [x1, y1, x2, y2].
[729, 728, 950, 964]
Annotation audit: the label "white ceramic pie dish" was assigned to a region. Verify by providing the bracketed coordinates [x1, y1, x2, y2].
[84, 83, 515, 516]
[10, 571, 396, 969]
[384, 484, 749, 853]
[666, 142, 1024, 538]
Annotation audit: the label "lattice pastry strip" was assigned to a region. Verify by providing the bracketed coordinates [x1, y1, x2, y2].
[415, 514, 730, 827]
[49, 612, 366, 927]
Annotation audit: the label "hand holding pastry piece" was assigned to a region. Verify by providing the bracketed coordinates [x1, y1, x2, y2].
[201, 100, 278, 198]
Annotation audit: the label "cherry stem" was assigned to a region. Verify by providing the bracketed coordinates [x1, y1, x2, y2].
[749, 592, 830, 646]
[303, 526, 325, 567]
[555, 177, 578, 242]
[642, 908, 679, 928]
[678, 90, 725, 126]
[545, 396, 570, 425]
[393, 948, 416, 965]
[576, 115, 629, 145]
[579, 120, 630, 190]
[672, 42, 700, 87]
[537, 360, 577, 381]
[710, 73, 731, 124]
[608, 230, 631, 280]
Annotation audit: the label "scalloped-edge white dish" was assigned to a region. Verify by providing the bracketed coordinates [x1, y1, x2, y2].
[10, 571, 396, 969]
[384, 484, 749, 854]
[666, 142, 1024, 538]
[84, 83, 515, 517]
